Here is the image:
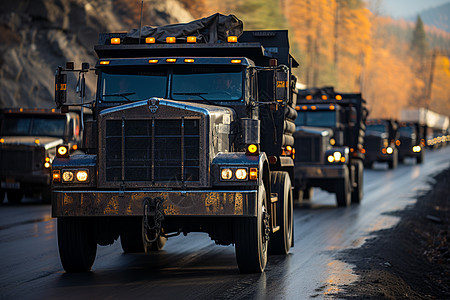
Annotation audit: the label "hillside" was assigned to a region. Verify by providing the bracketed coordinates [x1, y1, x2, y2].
[0, 0, 193, 108]
[410, 2, 450, 33]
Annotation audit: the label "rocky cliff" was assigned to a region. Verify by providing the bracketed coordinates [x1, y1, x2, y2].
[0, 0, 193, 108]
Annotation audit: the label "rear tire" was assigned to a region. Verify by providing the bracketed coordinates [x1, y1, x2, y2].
[388, 149, 398, 169]
[416, 152, 424, 164]
[57, 217, 97, 272]
[7, 190, 23, 204]
[121, 219, 145, 253]
[268, 171, 293, 255]
[351, 161, 364, 204]
[235, 184, 268, 273]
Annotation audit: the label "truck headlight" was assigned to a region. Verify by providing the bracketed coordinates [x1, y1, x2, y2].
[412, 146, 421, 152]
[386, 146, 393, 154]
[235, 168, 248, 180]
[57, 145, 69, 158]
[62, 171, 74, 182]
[76, 171, 88, 182]
[221, 168, 233, 180]
[333, 151, 341, 161]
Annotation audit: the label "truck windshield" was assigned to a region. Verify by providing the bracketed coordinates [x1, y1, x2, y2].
[399, 126, 413, 137]
[172, 67, 243, 102]
[295, 111, 336, 127]
[100, 68, 167, 102]
[366, 124, 386, 133]
[1, 115, 66, 137]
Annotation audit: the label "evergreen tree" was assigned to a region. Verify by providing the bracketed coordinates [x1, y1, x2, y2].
[410, 16, 428, 59]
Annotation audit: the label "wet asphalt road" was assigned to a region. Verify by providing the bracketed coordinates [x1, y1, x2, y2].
[1, 146, 449, 300]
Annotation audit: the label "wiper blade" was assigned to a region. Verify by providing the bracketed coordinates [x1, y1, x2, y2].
[173, 92, 213, 105]
[102, 92, 136, 102]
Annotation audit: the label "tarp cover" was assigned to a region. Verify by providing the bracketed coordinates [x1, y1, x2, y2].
[127, 13, 243, 43]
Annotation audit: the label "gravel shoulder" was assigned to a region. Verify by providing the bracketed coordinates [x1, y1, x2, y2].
[334, 166, 450, 299]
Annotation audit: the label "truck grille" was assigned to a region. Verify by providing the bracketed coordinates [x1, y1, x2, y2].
[364, 136, 380, 150]
[105, 119, 200, 183]
[294, 136, 321, 163]
[0, 147, 40, 174]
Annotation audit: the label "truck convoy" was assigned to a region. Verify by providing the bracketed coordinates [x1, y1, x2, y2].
[293, 87, 368, 207]
[51, 14, 298, 273]
[0, 108, 81, 203]
[363, 119, 399, 169]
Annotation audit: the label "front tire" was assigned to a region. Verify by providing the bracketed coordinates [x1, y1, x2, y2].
[57, 217, 97, 272]
[336, 171, 351, 207]
[235, 184, 268, 273]
[268, 171, 293, 255]
[7, 190, 23, 204]
[351, 161, 364, 204]
[388, 149, 398, 169]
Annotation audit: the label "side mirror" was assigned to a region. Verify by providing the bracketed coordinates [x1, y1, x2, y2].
[276, 70, 288, 104]
[55, 67, 67, 108]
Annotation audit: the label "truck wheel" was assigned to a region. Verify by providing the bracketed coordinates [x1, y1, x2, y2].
[121, 218, 145, 253]
[351, 161, 364, 204]
[268, 171, 293, 255]
[7, 190, 23, 204]
[234, 184, 268, 273]
[416, 152, 424, 164]
[57, 217, 97, 272]
[335, 174, 350, 207]
[388, 149, 398, 169]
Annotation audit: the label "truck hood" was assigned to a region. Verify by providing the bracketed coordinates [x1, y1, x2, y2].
[295, 126, 333, 137]
[0, 136, 63, 149]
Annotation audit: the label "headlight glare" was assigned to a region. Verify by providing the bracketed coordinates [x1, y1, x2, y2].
[235, 168, 248, 180]
[76, 171, 88, 182]
[333, 152, 341, 161]
[327, 155, 335, 163]
[386, 146, 393, 154]
[62, 171, 74, 182]
[221, 168, 233, 180]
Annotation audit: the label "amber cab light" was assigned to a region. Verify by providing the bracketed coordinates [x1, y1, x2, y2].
[166, 37, 176, 43]
[53, 170, 61, 182]
[145, 37, 155, 44]
[187, 36, 197, 43]
[227, 36, 238, 43]
[56, 145, 69, 158]
[249, 168, 258, 180]
[111, 38, 120, 45]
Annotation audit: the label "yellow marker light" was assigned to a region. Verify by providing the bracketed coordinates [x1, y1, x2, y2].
[227, 36, 238, 43]
[235, 169, 248, 180]
[51, 109, 55, 112]
[249, 168, 258, 180]
[62, 171, 74, 182]
[76, 171, 88, 182]
[52, 170, 61, 182]
[221, 168, 233, 180]
[187, 36, 197, 43]
[286, 145, 293, 155]
[329, 105, 335, 110]
[336, 95, 342, 100]
[148, 59, 159, 63]
[58, 146, 67, 156]
[311, 106, 317, 110]
[247, 144, 258, 154]
[166, 58, 177, 63]
[145, 37, 155, 43]
[35, 139, 40, 144]
[330, 138, 336, 146]
[166, 37, 176, 43]
[0, 138, 4, 143]
[382, 148, 387, 154]
[111, 38, 121, 45]
[45, 157, 50, 162]
[295, 106, 300, 111]
[340, 157, 346, 163]
[100, 61, 110, 65]
[395, 140, 401, 146]
[44, 162, 51, 169]
[72, 144, 78, 150]
[184, 58, 195, 63]
[386, 147, 393, 154]
[231, 59, 242, 64]
[333, 152, 341, 161]
[321, 95, 328, 100]
[20, 108, 23, 112]
[327, 155, 335, 163]
[306, 95, 313, 100]
[302, 105, 307, 110]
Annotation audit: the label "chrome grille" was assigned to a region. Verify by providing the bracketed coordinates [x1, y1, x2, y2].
[294, 136, 321, 163]
[105, 119, 200, 183]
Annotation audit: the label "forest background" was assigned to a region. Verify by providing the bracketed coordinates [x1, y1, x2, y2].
[190, 0, 450, 119]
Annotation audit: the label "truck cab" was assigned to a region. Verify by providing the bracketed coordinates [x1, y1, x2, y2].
[293, 87, 368, 207]
[364, 119, 399, 169]
[0, 108, 81, 203]
[397, 122, 425, 163]
[51, 14, 298, 274]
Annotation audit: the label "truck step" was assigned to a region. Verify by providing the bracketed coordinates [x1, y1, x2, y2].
[270, 193, 278, 203]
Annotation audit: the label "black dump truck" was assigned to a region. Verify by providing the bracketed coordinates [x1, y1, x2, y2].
[364, 119, 399, 169]
[293, 87, 368, 207]
[0, 108, 82, 203]
[51, 14, 298, 273]
[397, 122, 425, 163]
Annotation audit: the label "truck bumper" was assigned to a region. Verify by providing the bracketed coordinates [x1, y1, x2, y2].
[1, 173, 50, 190]
[52, 189, 257, 218]
[294, 165, 346, 179]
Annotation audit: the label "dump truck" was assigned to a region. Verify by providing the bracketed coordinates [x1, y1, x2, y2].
[397, 121, 425, 163]
[364, 119, 399, 169]
[0, 108, 81, 203]
[51, 14, 298, 273]
[293, 87, 368, 207]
